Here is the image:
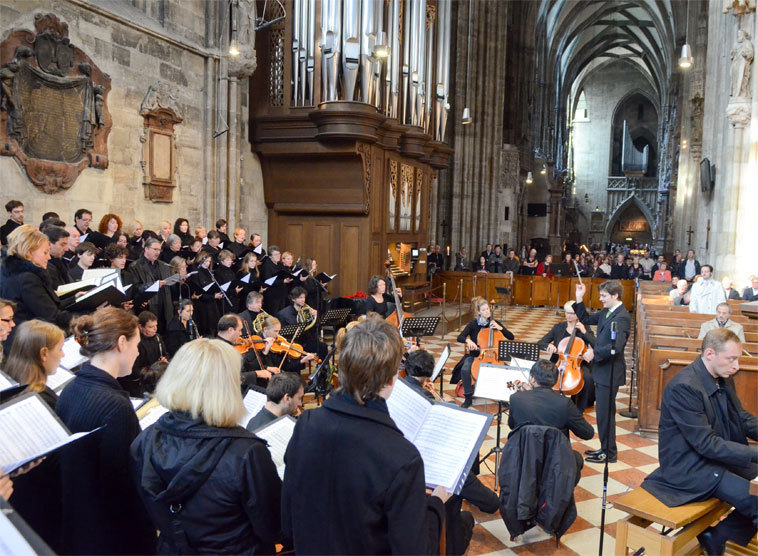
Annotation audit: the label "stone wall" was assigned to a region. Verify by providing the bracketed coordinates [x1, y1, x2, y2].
[0, 0, 267, 239]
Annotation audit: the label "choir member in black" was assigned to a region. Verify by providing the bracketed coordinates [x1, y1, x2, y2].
[249, 232, 266, 258]
[73, 208, 92, 239]
[186, 236, 203, 267]
[239, 291, 265, 336]
[507, 359, 595, 485]
[537, 301, 596, 412]
[69, 241, 98, 281]
[188, 251, 223, 336]
[113, 231, 129, 250]
[158, 220, 172, 244]
[128, 236, 174, 332]
[453, 296, 515, 408]
[95, 213, 122, 247]
[103, 244, 132, 285]
[127, 220, 144, 260]
[3, 320, 66, 552]
[252, 315, 315, 375]
[1, 199, 24, 246]
[261, 246, 293, 314]
[43, 226, 72, 291]
[131, 337, 281, 555]
[173, 217, 193, 246]
[277, 286, 328, 361]
[165, 299, 198, 356]
[246, 372, 305, 432]
[365, 274, 402, 317]
[227, 227, 250, 262]
[56, 308, 155, 555]
[282, 317, 448, 554]
[201, 229, 223, 261]
[160, 233, 182, 263]
[215, 218, 231, 244]
[168, 255, 191, 307]
[216, 249, 243, 312]
[301, 257, 328, 309]
[237, 252, 265, 305]
[119, 311, 167, 397]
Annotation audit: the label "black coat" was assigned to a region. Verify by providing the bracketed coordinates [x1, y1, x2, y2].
[131, 411, 281, 555]
[0, 255, 74, 341]
[188, 268, 221, 336]
[508, 387, 594, 441]
[128, 256, 174, 331]
[55, 362, 155, 555]
[261, 259, 289, 314]
[573, 301, 630, 388]
[47, 256, 72, 291]
[609, 263, 630, 280]
[282, 393, 444, 554]
[165, 316, 194, 356]
[498, 425, 578, 539]
[641, 358, 758, 506]
[0, 218, 21, 245]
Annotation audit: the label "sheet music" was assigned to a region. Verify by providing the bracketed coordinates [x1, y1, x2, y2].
[0, 394, 95, 474]
[139, 405, 169, 430]
[145, 280, 160, 293]
[82, 268, 118, 284]
[264, 275, 277, 287]
[254, 416, 297, 480]
[430, 345, 450, 382]
[60, 336, 87, 371]
[203, 282, 214, 292]
[0, 371, 17, 392]
[240, 273, 251, 284]
[413, 405, 489, 492]
[219, 281, 232, 292]
[0, 509, 36, 556]
[55, 277, 99, 297]
[253, 244, 263, 255]
[386, 378, 431, 442]
[79, 233, 88, 242]
[510, 357, 534, 377]
[130, 398, 145, 410]
[239, 389, 267, 427]
[473, 364, 527, 402]
[46, 367, 74, 393]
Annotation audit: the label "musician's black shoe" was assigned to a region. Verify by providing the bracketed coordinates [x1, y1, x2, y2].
[584, 448, 603, 456]
[461, 395, 473, 409]
[697, 527, 726, 556]
[585, 452, 616, 464]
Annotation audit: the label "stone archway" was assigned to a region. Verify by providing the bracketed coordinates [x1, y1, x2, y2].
[604, 196, 654, 246]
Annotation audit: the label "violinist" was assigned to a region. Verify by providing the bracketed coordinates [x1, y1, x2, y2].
[452, 297, 514, 408]
[538, 301, 596, 412]
[252, 316, 315, 376]
[365, 274, 402, 318]
[507, 360, 594, 485]
[277, 287, 328, 361]
[245, 373, 305, 433]
[216, 314, 278, 387]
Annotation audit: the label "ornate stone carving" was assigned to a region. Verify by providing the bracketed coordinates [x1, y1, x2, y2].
[140, 83, 183, 202]
[689, 94, 704, 162]
[426, 5, 436, 30]
[415, 167, 423, 231]
[726, 98, 752, 127]
[229, 0, 258, 78]
[730, 29, 753, 98]
[388, 158, 398, 231]
[0, 14, 111, 193]
[355, 142, 372, 215]
[723, 0, 755, 16]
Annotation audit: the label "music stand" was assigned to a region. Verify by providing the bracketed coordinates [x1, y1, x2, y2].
[400, 317, 440, 339]
[498, 340, 540, 362]
[307, 345, 337, 404]
[279, 323, 305, 341]
[495, 286, 510, 318]
[320, 308, 352, 348]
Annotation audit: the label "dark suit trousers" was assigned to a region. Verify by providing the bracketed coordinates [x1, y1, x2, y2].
[595, 381, 619, 459]
[711, 471, 758, 546]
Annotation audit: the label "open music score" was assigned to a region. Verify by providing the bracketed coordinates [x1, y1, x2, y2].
[253, 415, 297, 480]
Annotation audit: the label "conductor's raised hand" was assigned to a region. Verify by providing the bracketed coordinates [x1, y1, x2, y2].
[575, 283, 587, 301]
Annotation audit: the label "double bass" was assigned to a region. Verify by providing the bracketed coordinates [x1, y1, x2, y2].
[553, 260, 587, 395]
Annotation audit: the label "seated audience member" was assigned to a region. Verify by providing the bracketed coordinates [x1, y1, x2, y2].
[682, 249, 701, 281]
[69, 241, 98, 281]
[487, 245, 506, 273]
[698, 302, 746, 343]
[454, 247, 469, 271]
[0, 226, 74, 343]
[536, 254, 554, 277]
[508, 359, 594, 485]
[502, 249, 520, 279]
[3, 319, 65, 551]
[165, 299, 198, 356]
[609, 253, 629, 280]
[743, 275, 758, 302]
[120, 311, 167, 397]
[521, 248, 539, 275]
[1, 199, 24, 246]
[246, 372, 305, 432]
[669, 279, 690, 305]
[282, 317, 449, 554]
[131, 338, 282, 554]
[641, 329, 757, 556]
[56, 308, 155, 555]
[722, 277, 741, 300]
[689, 264, 726, 314]
[472, 255, 489, 273]
[652, 262, 672, 282]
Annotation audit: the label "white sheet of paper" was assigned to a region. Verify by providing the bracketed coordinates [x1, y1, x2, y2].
[240, 273, 251, 284]
[473, 364, 527, 402]
[60, 336, 87, 371]
[82, 268, 118, 285]
[386, 378, 431, 442]
[219, 281, 232, 292]
[0, 371, 18, 392]
[239, 389, 267, 427]
[0, 509, 36, 556]
[430, 345, 450, 382]
[46, 367, 75, 393]
[79, 233, 89, 242]
[139, 406, 169, 430]
[218, 242, 224, 249]
[253, 244, 263, 255]
[0, 394, 95, 474]
[202, 282, 214, 292]
[509, 357, 535, 376]
[130, 398, 144, 410]
[146, 280, 161, 293]
[254, 416, 297, 480]
[264, 275, 277, 287]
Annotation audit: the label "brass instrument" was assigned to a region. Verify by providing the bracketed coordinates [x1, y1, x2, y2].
[252, 311, 271, 335]
[297, 304, 317, 332]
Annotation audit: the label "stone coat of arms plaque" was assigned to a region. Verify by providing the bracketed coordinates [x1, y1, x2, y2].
[0, 14, 112, 193]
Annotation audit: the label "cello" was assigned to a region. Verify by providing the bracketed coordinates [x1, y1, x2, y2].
[469, 322, 507, 384]
[553, 260, 587, 395]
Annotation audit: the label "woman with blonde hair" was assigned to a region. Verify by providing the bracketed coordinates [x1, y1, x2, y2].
[0, 225, 73, 339]
[56, 307, 155, 555]
[132, 338, 281, 554]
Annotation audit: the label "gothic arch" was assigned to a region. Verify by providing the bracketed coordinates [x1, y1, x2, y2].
[604, 194, 656, 243]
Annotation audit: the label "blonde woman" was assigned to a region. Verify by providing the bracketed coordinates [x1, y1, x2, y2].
[132, 338, 281, 554]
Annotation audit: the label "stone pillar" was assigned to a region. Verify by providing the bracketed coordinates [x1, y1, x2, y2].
[548, 184, 563, 255]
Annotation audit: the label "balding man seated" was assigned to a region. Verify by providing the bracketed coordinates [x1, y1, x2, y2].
[698, 303, 745, 343]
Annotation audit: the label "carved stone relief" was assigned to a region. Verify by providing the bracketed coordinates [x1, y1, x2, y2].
[727, 29, 754, 127]
[140, 83, 183, 202]
[0, 14, 111, 193]
[229, 0, 258, 78]
[723, 0, 756, 16]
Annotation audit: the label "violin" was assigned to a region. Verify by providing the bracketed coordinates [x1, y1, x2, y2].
[269, 335, 322, 364]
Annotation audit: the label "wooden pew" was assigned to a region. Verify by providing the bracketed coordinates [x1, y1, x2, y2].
[646, 335, 758, 356]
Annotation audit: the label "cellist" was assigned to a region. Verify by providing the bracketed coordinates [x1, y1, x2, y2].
[537, 301, 596, 412]
[451, 297, 514, 408]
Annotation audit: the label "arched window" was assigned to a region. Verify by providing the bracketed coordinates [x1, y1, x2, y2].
[574, 90, 589, 121]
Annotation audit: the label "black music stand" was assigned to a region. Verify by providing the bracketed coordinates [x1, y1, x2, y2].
[320, 308, 352, 348]
[494, 286, 510, 318]
[498, 340, 540, 362]
[306, 345, 337, 404]
[400, 317, 440, 339]
[279, 323, 305, 341]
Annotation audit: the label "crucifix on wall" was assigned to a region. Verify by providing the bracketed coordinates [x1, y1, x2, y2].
[706, 219, 711, 250]
[686, 225, 695, 246]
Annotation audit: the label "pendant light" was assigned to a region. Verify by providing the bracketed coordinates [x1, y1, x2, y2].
[462, 0, 472, 124]
[679, 4, 693, 70]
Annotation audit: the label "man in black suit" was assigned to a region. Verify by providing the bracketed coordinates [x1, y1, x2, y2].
[573, 280, 630, 463]
[609, 253, 630, 280]
[743, 275, 758, 302]
[641, 329, 757, 555]
[508, 359, 595, 483]
[276, 286, 328, 361]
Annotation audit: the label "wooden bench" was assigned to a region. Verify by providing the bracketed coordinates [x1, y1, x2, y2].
[614, 488, 729, 556]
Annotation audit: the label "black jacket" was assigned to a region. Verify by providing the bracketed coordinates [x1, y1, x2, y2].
[55, 362, 155, 555]
[573, 301, 630, 388]
[131, 411, 281, 555]
[641, 357, 758, 506]
[260, 258, 289, 314]
[128, 256, 174, 331]
[609, 263, 630, 280]
[165, 316, 194, 357]
[0, 218, 20, 245]
[508, 387, 594, 441]
[498, 425, 578, 539]
[0, 255, 74, 340]
[537, 321, 595, 352]
[47, 256, 72, 291]
[282, 393, 444, 554]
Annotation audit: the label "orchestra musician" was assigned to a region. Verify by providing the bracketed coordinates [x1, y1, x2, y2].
[249, 315, 315, 376]
[281, 317, 449, 554]
[239, 291, 266, 336]
[365, 274, 402, 318]
[120, 311, 167, 397]
[537, 301, 596, 412]
[165, 299, 198, 357]
[452, 297, 514, 408]
[276, 286, 328, 361]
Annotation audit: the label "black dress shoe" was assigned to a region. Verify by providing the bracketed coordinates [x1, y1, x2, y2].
[697, 527, 726, 556]
[585, 452, 617, 464]
[584, 448, 603, 456]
